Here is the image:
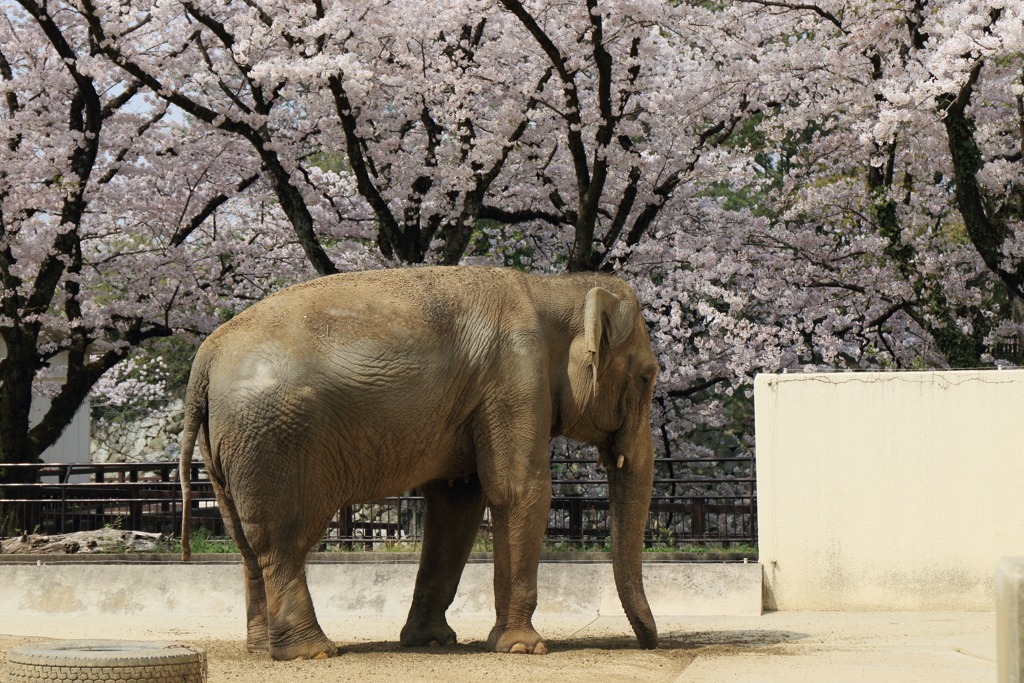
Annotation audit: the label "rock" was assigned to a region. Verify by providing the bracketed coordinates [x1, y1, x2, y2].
[91, 401, 192, 465]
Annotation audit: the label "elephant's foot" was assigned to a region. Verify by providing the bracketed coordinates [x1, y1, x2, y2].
[268, 633, 338, 661]
[246, 637, 269, 654]
[246, 622, 270, 653]
[487, 625, 548, 655]
[400, 619, 458, 647]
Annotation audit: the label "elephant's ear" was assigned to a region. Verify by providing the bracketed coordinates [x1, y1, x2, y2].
[584, 287, 636, 395]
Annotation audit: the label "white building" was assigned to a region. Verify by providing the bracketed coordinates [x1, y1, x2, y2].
[0, 338, 91, 464]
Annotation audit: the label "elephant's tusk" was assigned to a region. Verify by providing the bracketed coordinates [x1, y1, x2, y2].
[617, 455, 624, 469]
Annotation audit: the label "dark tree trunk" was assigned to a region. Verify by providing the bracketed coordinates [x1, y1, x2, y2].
[0, 334, 40, 482]
[940, 61, 1024, 301]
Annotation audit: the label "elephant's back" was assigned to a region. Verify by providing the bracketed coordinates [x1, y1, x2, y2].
[196, 270, 506, 484]
[213, 267, 525, 343]
[199, 268, 535, 386]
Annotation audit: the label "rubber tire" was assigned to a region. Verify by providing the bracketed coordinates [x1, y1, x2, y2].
[6, 640, 207, 682]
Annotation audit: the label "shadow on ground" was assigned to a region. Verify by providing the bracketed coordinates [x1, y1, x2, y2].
[340, 629, 807, 655]
[660, 629, 808, 650]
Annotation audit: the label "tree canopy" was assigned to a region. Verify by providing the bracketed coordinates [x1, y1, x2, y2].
[2, 0, 1022, 466]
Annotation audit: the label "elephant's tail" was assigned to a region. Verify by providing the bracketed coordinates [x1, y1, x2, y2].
[179, 347, 213, 562]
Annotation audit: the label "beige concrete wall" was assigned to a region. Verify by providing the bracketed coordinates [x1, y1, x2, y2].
[0, 562, 762, 619]
[755, 369, 1024, 611]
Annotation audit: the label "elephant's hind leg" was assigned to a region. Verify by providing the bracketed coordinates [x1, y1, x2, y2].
[401, 475, 486, 647]
[212, 479, 270, 653]
[237, 478, 339, 659]
[260, 549, 337, 661]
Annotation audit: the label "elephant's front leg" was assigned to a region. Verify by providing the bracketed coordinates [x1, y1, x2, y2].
[476, 353, 553, 654]
[401, 475, 486, 647]
[482, 462, 552, 655]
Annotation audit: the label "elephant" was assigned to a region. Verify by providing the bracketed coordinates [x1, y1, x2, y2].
[178, 266, 659, 660]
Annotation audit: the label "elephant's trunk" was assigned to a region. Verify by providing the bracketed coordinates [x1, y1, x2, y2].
[606, 425, 658, 649]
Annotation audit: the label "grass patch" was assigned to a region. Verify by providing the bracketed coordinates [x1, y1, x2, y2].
[130, 528, 755, 556]
[161, 526, 239, 554]
[319, 539, 422, 552]
[646, 543, 757, 554]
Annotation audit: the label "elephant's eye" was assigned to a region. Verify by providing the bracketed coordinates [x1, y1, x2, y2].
[637, 369, 656, 393]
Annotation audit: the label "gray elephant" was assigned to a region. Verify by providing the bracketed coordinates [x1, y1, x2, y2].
[179, 266, 658, 660]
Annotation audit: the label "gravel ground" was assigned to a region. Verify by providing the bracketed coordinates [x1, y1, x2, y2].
[0, 612, 994, 682]
[0, 616, 789, 683]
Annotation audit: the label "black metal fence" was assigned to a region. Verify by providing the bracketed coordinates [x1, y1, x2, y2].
[0, 463, 224, 540]
[541, 454, 756, 547]
[994, 339, 1022, 365]
[1, 455, 755, 548]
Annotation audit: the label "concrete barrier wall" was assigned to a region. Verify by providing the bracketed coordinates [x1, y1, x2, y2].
[0, 562, 761, 619]
[755, 369, 1024, 611]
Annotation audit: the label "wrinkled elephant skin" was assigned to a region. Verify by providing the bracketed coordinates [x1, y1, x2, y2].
[179, 266, 659, 660]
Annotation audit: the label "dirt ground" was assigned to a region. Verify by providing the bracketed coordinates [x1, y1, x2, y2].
[0, 617, 795, 683]
[0, 612, 994, 683]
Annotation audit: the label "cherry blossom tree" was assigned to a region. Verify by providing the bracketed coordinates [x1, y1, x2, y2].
[7, 0, 1022, 479]
[76, 0, 786, 423]
[727, 0, 1024, 369]
[0, 1, 351, 472]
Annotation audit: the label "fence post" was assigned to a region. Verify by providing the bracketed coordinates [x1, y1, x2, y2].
[127, 467, 140, 532]
[692, 498, 705, 539]
[95, 467, 105, 521]
[338, 505, 352, 551]
[569, 496, 583, 544]
[160, 465, 171, 528]
[59, 482, 66, 535]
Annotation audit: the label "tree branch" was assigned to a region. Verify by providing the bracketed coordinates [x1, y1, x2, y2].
[170, 172, 260, 247]
[743, 0, 847, 34]
[80, 0, 338, 276]
[938, 58, 1024, 299]
[327, 74, 405, 261]
[499, 0, 591, 199]
[665, 376, 728, 399]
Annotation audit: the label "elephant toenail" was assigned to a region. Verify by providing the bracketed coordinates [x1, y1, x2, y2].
[534, 642, 548, 655]
[428, 640, 439, 646]
[509, 643, 529, 654]
[313, 651, 330, 659]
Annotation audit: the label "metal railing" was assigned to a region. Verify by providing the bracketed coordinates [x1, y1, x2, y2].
[1, 455, 755, 548]
[0, 463, 222, 539]
[544, 455, 756, 547]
